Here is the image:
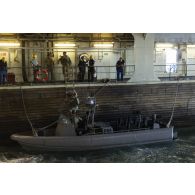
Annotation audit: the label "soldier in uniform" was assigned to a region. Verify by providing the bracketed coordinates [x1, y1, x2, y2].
[58, 51, 72, 82]
[66, 90, 80, 127]
[67, 90, 80, 114]
[45, 53, 54, 81]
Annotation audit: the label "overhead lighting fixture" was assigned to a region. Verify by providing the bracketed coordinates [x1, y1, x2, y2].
[156, 43, 174, 48]
[187, 45, 195, 48]
[55, 43, 76, 47]
[94, 43, 113, 48]
[0, 42, 20, 47]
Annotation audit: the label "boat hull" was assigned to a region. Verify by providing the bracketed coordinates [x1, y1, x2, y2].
[11, 127, 175, 152]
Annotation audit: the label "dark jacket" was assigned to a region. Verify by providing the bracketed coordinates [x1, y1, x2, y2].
[88, 59, 95, 73]
[78, 60, 87, 72]
[0, 60, 7, 71]
[116, 59, 125, 70]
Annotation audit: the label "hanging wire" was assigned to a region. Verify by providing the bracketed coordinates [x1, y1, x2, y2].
[20, 86, 38, 136]
[166, 78, 180, 128]
[20, 85, 59, 134]
[94, 79, 111, 97]
[37, 119, 58, 131]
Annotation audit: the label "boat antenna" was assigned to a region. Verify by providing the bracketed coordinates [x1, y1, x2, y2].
[166, 78, 180, 128]
[20, 86, 38, 136]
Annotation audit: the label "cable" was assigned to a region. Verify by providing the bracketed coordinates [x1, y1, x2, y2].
[20, 86, 59, 134]
[94, 79, 111, 97]
[20, 86, 38, 136]
[166, 79, 180, 128]
[37, 119, 58, 131]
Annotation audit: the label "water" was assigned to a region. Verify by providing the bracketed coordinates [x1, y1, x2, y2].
[0, 129, 195, 163]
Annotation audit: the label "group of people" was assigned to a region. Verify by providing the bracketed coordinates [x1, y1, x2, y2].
[49, 51, 125, 82]
[31, 51, 72, 82]
[1, 51, 125, 85]
[0, 57, 7, 85]
[46, 51, 96, 82]
[31, 51, 125, 83]
[58, 52, 96, 82]
[78, 55, 95, 82]
[77, 55, 125, 82]
[31, 53, 55, 82]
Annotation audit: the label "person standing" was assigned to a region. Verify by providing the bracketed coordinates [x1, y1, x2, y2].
[31, 54, 40, 82]
[116, 57, 125, 81]
[45, 53, 54, 81]
[0, 57, 7, 84]
[78, 56, 87, 82]
[58, 51, 72, 82]
[88, 55, 95, 82]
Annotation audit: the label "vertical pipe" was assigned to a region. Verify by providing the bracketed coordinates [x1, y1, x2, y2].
[22, 40, 28, 82]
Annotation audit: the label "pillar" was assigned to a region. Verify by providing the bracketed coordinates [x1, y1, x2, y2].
[128, 33, 159, 82]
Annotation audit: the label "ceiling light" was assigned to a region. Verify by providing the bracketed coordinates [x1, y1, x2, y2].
[187, 45, 195, 48]
[55, 43, 76, 47]
[156, 43, 174, 48]
[0, 43, 20, 47]
[94, 43, 113, 48]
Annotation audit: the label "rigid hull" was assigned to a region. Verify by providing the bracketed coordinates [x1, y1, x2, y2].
[11, 127, 175, 152]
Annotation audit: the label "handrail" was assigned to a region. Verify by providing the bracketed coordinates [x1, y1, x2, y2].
[3, 64, 135, 84]
[4, 63, 195, 84]
[154, 63, 195, 78]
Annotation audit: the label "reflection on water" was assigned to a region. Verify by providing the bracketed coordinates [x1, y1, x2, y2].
[0, 131, 195, 163]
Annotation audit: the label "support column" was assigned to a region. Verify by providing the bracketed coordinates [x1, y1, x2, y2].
[128, 33, 159, 82]
[178, 44, 187, 76]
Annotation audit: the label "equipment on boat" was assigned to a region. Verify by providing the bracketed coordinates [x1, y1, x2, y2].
[13, 75, 178, 152]
[11, 93, 177, 152]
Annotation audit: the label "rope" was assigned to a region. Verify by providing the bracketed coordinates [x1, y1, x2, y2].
[37, 119, 58, 131]
[166, 79, 180, 128]
[94, 79, 111, 97]
[20, 86, 59, 134]
[20, 86, 38, 136]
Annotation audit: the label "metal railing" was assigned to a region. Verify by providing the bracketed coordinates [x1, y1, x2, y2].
[154, 63, 195, 80]
[5, 63, 195, 84]
[4, 64, 135, 84]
